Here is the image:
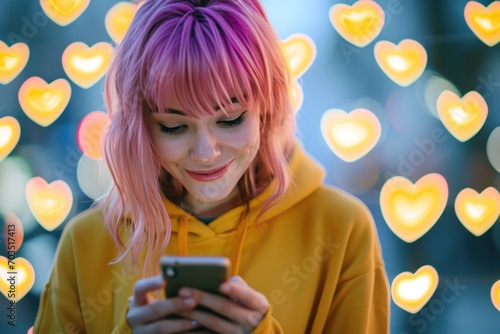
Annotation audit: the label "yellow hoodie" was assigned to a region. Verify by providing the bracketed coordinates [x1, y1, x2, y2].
[34, 144, 390, 333]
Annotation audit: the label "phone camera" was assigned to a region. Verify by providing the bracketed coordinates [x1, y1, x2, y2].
[165, 266, 177, 278]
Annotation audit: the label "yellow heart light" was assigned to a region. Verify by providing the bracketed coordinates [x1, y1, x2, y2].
[455, 187, 500, 237]
[0, 42, 29, 85]
[437, 90, 488, 142]
[0, 116, 21, 161]
[40, 0, 90, 26]
[492, 280, 500, 311]
[329, 0, 385, 47]
[0, 256, 35, 302]
[25, 177, 73, 231]
[321, 108, 381, 162]
[281, 33, 316, 79]
[62, 42, 114, 89]
[105, 2, 138, 44]
[3, 213, 24, 252]
[374, 39, 427, 87]
[465, 1, 500, 47]
[18, 77, 71, 127]
[391, 265, 439, 314]
[380, 173, 448, 242]
[77, 111, 110, 159]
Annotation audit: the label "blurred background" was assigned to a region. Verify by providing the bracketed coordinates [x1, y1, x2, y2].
[1, 0, 499, 333]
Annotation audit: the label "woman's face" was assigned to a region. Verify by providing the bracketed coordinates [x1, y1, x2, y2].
[151, 98, 260, 217]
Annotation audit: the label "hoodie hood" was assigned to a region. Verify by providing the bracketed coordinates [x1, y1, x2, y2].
[162, 141, 325, 275]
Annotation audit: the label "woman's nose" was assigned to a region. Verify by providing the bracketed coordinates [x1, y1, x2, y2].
[190, 128, 221, 163]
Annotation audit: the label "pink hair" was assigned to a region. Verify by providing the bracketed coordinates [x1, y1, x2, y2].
[100, 0, 295, 276]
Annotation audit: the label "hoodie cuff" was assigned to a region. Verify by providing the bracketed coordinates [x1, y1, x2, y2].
[111, 305, 132, 334]
[251, 306, 284, 333]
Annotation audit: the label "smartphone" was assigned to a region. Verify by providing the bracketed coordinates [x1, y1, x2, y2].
[161, 256, 231, 315]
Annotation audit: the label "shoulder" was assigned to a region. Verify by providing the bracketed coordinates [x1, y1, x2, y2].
[58, 206, 112, 252]
[303, 185, 379, 242]
[308, 185, 373, 221]
[62, 205, 107, 236]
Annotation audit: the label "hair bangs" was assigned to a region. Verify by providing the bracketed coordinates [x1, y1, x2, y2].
[142, 5, 265, 118]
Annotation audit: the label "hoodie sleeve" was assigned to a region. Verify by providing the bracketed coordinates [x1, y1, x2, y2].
[251, 306, 284, 333]
[33, 224, 86, 333]
[322, 203, 390, 334]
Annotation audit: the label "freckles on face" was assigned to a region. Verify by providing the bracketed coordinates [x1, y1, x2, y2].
[150, 106, 261, 207]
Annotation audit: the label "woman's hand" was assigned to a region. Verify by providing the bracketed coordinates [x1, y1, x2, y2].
[176, 275, 270, 334]
[127, 276, 201, 333]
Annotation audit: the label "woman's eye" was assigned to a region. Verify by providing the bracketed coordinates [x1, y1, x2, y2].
[218, 111, 246, 128]
[158, 124, 187, 134]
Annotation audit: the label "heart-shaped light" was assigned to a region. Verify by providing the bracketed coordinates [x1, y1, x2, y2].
[437, 90, 488, 142]
[281, 33, 316, 79]
[374, 39, 427, 87]
[0, 256, 35, 302]
[40, 0, 90, 26]
[25, 177, 73, 231]
[391, 265, 439, 314]
[3, 213, 24, 252]
[0, 42, 29, 85]
[0, 116, 21, 161]
[18, 77, 71, 127]
[321, 108, 381, 162]
[492, 280, 500, 311]
[380, 173, 448, 242]
[455, 187, 500, 236]
[62, 42, 114, 89]
[464, 1, 500, 46]
[77, 111, 110, 159]
[329, 0, 385, 47]
[105, 1, 138, 44]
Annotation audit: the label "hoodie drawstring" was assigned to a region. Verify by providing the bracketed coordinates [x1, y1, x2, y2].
[176, 214, 249, 277]
[177, 215, 188, 256]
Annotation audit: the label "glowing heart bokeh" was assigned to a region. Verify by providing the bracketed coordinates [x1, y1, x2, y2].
[464, 1, 500, 47]
[380, 173, 448, 242]
[18, 77, 72, 127]
[374, 39, 427, 87]
[3, 213, 24, 252]
[492, 280, 500, 311]
[25, 177, 73, 231]
[77, 111, 110, 159]
[391, 265, 439, 314]
[0, 41, 29, 85]
[281, 33, 316, 79]
[40, 0, 90, 26]
[62, 42, 114, 89]
[437, 90, 488, 142]
[455, 187, 500, 237]
[329, 0, 385, 47]
[0, 256, 35, 302]
[321, 108, 381, 162]
[0, 116, 21, 161]
[105, 1, 138, 44]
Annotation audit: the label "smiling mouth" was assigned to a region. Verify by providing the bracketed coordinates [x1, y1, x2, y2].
[185, 162, 232, 182]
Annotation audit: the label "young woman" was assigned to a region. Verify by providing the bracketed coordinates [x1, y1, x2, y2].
[34, 0, 390, 333]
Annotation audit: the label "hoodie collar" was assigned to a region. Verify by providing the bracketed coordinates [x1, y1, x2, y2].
[162, 141, 325, 275]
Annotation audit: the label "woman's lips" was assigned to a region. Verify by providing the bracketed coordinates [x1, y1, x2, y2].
[185, 162, 232, 182]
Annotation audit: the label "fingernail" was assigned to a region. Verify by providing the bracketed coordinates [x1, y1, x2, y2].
[179, 288, 192, 297]
[190, 320, 199, 326]
[230, 275, 240, 282]
[183, 297, 195, 306]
